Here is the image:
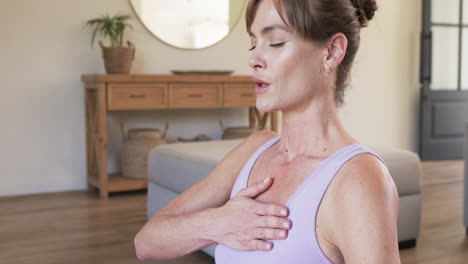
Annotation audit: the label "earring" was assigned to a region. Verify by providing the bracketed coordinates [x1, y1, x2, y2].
[325, 62, 333, 73]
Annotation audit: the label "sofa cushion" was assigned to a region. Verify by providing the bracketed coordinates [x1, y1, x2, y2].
[148, 139, 421, 196]
[148, 139, 242, 194]
[371, 145, 422, 195]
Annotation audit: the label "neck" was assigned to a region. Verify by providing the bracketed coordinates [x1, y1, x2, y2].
[277, 95, 355, 161]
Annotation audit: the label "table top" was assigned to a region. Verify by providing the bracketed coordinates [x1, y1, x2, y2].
[81, 74, 253, 83]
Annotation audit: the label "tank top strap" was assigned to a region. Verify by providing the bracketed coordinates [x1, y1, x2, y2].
[230, 136, 281, 198]
[314, 144, 386, 196]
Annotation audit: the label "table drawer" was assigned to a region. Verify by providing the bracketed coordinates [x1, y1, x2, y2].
[223, 83, 256, 107]
[107, 83, 167, 110]
[169, 83, 222, 108]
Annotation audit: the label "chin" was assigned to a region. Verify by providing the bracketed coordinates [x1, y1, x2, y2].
[255, 100, 280, 113]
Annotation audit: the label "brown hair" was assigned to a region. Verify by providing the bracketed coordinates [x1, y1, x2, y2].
[246, 0, 377, 106]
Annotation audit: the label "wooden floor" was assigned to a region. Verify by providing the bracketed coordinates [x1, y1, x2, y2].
[399, 160, 468, 264]
[0, 160, 465, 264]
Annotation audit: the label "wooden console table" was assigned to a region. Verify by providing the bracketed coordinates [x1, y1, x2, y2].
[82, 74, 279, 198]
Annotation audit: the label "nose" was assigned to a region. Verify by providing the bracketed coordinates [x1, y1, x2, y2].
[248, 49, 266, 70]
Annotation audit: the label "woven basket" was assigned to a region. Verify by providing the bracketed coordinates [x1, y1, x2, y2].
[222, 127, 258, 140]
[120, 122, 168, 179]
[219, 109, 270, 140]
[99, 41, 135, 74]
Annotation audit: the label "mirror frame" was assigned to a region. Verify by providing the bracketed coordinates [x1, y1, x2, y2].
[128, 0, 247, 50]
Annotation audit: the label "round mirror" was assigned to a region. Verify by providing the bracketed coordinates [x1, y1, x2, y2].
[129, 0, 247, 50]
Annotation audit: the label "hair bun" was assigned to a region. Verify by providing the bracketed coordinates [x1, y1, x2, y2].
[350, 0, 377, 27]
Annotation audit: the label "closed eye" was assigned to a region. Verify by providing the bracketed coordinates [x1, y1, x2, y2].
[270, 42, 285, 47]
[249, 42, 285, 51]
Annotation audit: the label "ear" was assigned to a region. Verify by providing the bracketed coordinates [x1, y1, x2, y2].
[324, 33, 348, 72]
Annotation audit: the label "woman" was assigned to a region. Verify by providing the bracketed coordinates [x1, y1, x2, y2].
[135, 0, 400, 263]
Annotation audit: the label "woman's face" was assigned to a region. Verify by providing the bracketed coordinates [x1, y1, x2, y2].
[248, 0, 328, 113]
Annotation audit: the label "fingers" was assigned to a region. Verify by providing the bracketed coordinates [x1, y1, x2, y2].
[237, 177, 273, 199]
[254, 215, 292, 230]
[252, 228, 289, 241]
[251, 200, 289, 217]
[244, 228, 287, 251]
[246, 239, 273, 251]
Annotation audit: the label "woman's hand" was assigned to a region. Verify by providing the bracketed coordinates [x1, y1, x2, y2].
[207, 177, 292, 251]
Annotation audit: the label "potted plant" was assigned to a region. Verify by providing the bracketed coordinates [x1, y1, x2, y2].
[85, 14, 135, 74]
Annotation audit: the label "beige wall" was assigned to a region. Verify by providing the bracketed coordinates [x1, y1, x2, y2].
[0, 0, 421, 196]
[340, 0, 421, 150]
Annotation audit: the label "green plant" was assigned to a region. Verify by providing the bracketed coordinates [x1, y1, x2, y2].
[84, 14, 133, 47]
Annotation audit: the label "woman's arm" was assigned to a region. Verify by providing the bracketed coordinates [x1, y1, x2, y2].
[134, 131, 292, 260]
[332, 154, 401, 264]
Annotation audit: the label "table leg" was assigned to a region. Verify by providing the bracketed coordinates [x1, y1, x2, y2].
[271, 112, 279, 132]
[249, 107, 256, 128]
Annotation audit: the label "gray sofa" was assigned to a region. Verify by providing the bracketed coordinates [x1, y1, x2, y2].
[147, 139, 422, 256]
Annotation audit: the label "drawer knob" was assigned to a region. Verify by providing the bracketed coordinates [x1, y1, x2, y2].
[188, 94, 203, 98]
[130, 94, 146, 99]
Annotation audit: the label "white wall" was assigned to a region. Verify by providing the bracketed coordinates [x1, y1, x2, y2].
[0, 0, 421, 197]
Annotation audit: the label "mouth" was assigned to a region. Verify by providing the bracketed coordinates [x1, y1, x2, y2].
[252, 77, 271, 94]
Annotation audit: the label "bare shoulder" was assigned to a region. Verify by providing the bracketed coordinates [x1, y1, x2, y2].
[327, 153, 400, 263]
[333, 154, 398, 203]
[331, 153, 399, 218]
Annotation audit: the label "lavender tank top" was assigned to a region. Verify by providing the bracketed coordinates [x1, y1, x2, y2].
[214, 136, 385, 264]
